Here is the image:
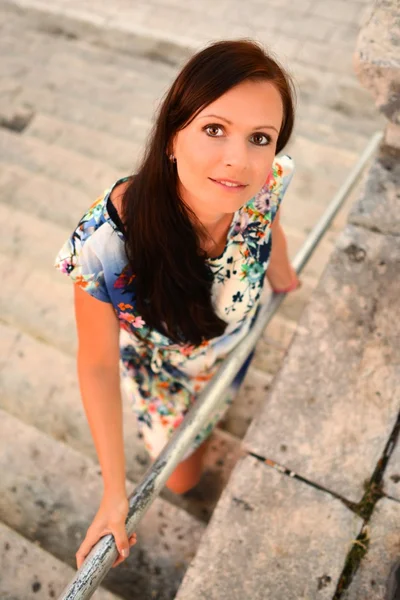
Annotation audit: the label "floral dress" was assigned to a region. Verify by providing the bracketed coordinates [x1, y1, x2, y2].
[54, 154, 295, 461]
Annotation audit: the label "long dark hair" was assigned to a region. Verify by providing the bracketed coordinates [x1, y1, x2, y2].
[121, 39, 296, 345]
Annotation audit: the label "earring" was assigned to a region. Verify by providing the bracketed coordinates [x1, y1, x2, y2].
[169, 154, 177, 163]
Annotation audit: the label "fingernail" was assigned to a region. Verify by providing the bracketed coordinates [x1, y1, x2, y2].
[122, 549, 129, 558]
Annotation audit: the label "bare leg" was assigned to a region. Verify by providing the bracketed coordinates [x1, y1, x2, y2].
[164, 438, 210, 495]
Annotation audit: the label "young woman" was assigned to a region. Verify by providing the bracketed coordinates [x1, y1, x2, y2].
[55, 39, 300, 569]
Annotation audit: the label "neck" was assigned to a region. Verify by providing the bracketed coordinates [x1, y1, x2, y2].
[179, 184, 233, 239]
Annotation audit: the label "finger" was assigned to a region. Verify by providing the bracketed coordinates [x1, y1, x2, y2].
[128, 534, 137, 546]
[112, 527, 130, 562]
[76, 528, 116, 569]
[111, 532, 137, 568]
[76, 533, 100, 569]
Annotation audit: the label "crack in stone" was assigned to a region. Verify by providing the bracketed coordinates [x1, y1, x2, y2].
[245, 411, 400, 599]
[332, 411, 400, 598]
[247, 450, 357, 511]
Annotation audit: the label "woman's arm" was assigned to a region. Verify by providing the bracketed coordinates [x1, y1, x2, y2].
[265, 209, 300, 293]
[74, 284, 137, 569]
[74, 283, 126, 497]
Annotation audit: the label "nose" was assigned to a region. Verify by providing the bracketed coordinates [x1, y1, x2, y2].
[223, 137, 249, 170]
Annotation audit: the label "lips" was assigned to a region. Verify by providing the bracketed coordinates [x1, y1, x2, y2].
[209, 177, 247, 189]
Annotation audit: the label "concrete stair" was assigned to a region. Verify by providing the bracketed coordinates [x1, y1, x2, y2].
[0, 521, 124, 600]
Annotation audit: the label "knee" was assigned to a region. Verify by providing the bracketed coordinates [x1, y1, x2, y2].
[165, 477, 198, 495]
[164, 444, 207, 495]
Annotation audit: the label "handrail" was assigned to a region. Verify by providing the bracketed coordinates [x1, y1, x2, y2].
[58, 131, 383, 599]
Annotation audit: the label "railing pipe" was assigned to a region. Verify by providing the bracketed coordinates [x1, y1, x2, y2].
[58, 130, 383, 599]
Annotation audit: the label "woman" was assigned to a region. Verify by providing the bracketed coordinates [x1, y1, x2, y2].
[55, 39, 300, 569]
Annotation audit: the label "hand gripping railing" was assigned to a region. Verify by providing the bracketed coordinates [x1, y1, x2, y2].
[58, 131, 383, 599]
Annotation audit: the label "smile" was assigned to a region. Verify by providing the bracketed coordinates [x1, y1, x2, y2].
[209, 178, 247, 190]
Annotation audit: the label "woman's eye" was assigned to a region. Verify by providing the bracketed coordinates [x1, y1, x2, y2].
[204, 125, 223, 137]
[203, 125, 271, 146]
[251, 133, 271, 146]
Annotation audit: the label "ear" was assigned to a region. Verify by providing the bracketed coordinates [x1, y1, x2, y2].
[169, 134, 177, 158]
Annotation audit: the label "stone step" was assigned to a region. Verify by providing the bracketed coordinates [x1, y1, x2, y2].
[0, 1, 383, 147]
[175, 454, 362, 600]
[1, 82, 152, 145]
[0, 520, 123, 600]
[0, 128, 123, 195]
[25, 113, 145, 173]
[0, 6, 180, 83]
[0, 0, 194, 67]
[8, 60, 168, 122]
[218, 366, 273, 439]
[0, 319, 151, 482]
[293, 113, 383, 154]
[0, 408, 206, 600]
[0, 162, 95, 231]
[0, 249, 77, 354]
[344, 498, 400, 600]
[245, 222, 400, 504]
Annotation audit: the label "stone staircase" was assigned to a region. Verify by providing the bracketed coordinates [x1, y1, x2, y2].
[0, 3, 386, 599]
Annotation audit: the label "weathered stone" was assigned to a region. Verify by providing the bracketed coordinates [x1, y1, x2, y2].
[283, 223, 337, 283]
[385, 120, 400, 148]
[0, 321, 151, 484]
[26, 113, 143, 172]
[0, 201, 73, 269]
[348, 143, 400, 236]
[353, 0, 400, 125]
[0, 163, 93, 231]
[0, 128, 122, 196]
[0, 521, 123, 600]
[175, 455, 362, 600]
[0, 409, 205, 600]
[384, 437, 400, 502]
[12, 79, 153, 143]
[0, 251, 77, 355]
[245, 224, 400, 503]
[219, 366, 273, 439]
[344, 498, 400, 600]
[253, 338, 286, 376]
[262, 313, 299, 351]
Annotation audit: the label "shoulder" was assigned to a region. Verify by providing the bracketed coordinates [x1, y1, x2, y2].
[268, 154, 295, 190]
[109, 178, 131, 220]
[246, 154, 294, 217]
[54, 177, 130, 274]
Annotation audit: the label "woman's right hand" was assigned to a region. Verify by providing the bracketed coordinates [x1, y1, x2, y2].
[76, 492, 137, 570]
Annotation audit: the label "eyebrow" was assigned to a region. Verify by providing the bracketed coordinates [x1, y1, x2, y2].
[198, 114, 279, 134]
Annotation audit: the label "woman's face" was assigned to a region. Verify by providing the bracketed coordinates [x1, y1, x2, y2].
[171, 79, 284, 223]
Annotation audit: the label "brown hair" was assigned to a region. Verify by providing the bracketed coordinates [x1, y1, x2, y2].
[121, 39, 296, 345]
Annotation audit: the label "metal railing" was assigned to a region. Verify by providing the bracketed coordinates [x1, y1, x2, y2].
[59, 131, 383, 599]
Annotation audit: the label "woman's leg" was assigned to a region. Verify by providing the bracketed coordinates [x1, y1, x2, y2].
[164, 437, 210, 495]
[163, 353, 255, 495]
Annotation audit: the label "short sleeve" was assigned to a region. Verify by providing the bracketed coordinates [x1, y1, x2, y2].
[54, 197, 111, 303]
[269, 154, 295, 224]
[251, 154, 295, 227]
